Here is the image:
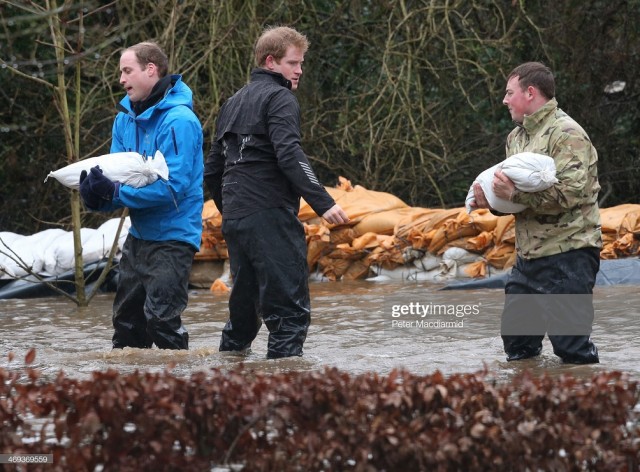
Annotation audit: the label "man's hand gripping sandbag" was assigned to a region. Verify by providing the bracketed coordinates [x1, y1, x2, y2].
[79, 166, 119, 211]
[465, 151, 558, 213]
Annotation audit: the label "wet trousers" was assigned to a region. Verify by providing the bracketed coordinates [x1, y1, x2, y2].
[112, 235, 194, 350]
[501, 247, 600, 364]
[221, 207, 310, 359]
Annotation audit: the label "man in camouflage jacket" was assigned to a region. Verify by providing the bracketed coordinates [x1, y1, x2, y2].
[472, 62, 601, 364]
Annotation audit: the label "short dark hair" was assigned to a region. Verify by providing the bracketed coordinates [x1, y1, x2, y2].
[507, 62, 555, 100]
[124, 42, 169, 78]
[254, 26, 309, 67]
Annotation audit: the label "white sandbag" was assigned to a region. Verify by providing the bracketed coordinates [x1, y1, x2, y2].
[42, 228, 97, 276]
[465, 152, 558, 213]
[441, 247, 484, 265]
[1, 221, 131, 279]
[369, 265, 422, 281]
[0, 231, 23, 247]
[0, 261, 16, 278]
[2, 228, 67, 277]
[83, 217, 131, 263]
[45, 150, 169, 190]
[410, 267, 449, 282]
[0, 232, 25, 278]
[438, 248, 484, 278]
[500, 153, 558, 191]
[413, 253, 441, 272]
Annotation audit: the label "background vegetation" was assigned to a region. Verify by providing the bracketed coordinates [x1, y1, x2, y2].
[1, 0, 639, 235]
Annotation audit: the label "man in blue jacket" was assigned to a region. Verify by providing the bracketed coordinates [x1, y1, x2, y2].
[205, 26, 349, 359]
[80, 42, 204, 350]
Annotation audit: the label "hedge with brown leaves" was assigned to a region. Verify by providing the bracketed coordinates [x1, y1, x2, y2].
[1, 353, 638, 471]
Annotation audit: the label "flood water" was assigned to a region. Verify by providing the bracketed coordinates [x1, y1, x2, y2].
[1, 281, 638, 384]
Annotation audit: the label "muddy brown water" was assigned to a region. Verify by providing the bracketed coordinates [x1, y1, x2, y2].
[1, 281, 638, 384]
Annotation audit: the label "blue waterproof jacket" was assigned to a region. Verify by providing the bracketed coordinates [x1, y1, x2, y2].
[105, 75, 204, 250]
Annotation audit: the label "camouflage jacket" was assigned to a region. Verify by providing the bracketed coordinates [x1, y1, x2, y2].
[507, 98, 602, 259]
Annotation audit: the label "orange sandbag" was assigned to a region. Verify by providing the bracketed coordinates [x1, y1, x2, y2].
[462, 260, 487, 278]
[619, 209, 640, 235]
[305, 224, 331, 268]
[318, 255, 353, 281]
[209, 278, 230, 293]
[202, 199, 222, 223]
[426, 209, 498, 254]
[610, 232, 640, 258]
[197, 204, 228, 260]
[428, 219, 479, 253]
[342, 259, 372, 280]
[328, 185, 408, 219]
[395, 208, 463, 239]
[307, 239, 330, 269]
[493, 215, 515, 244]
[405, 228, 436, 251]
[304, 223, 330, 241]
[460, 209, 499, 232]
[318, 236, 372, 280]
[437, 235, 491, 254]
[198, 200, 227, 260]
[602, 233, 617, 247]
[330, 227, 359, 245]
[195, 241, 228, 261]
[201, 200, 224, 239]
[600, 204, 640, 234]
[466, 231, 495, 252]
[484, 243, 516, 269]
[600, 243, 615, 260]
[299, 184, 408, 223]
[351, 232, 382, 250]
[366, 236, 405, 270]
[328, 244, 367, 260]
[354, 207, 421, 236]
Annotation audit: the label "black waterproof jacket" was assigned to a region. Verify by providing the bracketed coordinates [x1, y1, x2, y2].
[204, 69, 336, 219]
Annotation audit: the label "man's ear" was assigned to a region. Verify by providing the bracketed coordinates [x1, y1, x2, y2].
[146, 62, 157, 77]
[264, 55, 276, 71]
[526, 85, 536, 99]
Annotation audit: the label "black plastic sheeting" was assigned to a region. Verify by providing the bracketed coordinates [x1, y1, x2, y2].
[0, 261, 119, 300]
[441, 257, 640, 290]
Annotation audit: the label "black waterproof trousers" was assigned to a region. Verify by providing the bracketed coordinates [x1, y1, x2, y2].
[220, 207, 310, 358]
[501, 247, 600, 364]
[112, 235, 194, 350]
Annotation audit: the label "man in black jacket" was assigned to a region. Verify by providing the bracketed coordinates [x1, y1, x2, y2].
[204, 26, 349, 359]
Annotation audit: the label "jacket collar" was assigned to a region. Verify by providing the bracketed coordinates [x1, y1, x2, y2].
[130, 75, 174, 116]
[116, 74, 183, 118]
[250, 68, 292, 90]
[519, 98, 558, 134]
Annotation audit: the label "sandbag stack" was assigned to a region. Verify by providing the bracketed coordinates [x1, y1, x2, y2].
[197, 178, 640, 283]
